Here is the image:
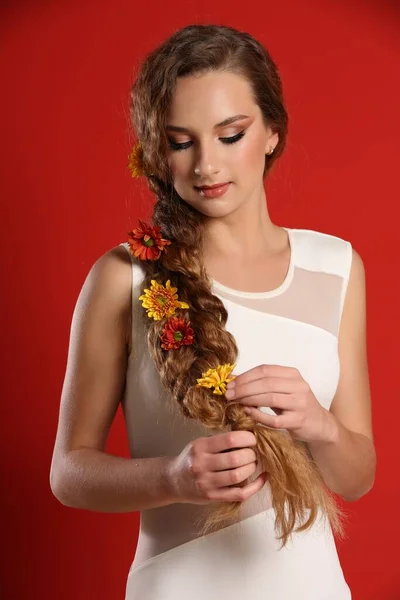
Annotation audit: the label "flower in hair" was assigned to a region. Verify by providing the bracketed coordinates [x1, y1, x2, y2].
[160, 316, 195, 350]
[196, 363, 237, 396]
[139, 280, 190, 321]
[128, 142, 145, 178]
[127, 219, 171, 261]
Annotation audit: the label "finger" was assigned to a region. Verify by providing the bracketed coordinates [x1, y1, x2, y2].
[243, 407, 290, 431]
[229, 377, 298, 400]
[207, 447, 257, 472]
[204, 430, 257, 454]
[207, 471, 268, 503]
[232, 364, 299, 387]
[209, 461, 257, 489]
[238, 392, 297, 410]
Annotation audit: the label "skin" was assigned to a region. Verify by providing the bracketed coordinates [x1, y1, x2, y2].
[166, 71, 376, 502]
[166, 70, 287, 290]
[222, 247, 376, 501]
[50, 70, 375, 512]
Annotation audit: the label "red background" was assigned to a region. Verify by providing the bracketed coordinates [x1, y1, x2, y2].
[1, 1, 399, 598]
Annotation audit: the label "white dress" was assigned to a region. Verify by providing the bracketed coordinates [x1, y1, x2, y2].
[119, 227, 352, 599]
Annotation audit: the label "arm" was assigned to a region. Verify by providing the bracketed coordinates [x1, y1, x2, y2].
[307, 248, 376, 502]
[49, 246, 176, 512]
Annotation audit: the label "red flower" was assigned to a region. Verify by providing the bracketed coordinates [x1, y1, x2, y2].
[127, 219, 171, 261]
[160, 316, 195, 351]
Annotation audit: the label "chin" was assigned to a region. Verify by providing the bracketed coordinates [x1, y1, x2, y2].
[196, 201, 241, 220]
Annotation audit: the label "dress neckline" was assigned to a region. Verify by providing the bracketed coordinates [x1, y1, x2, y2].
[210, 227, 295, 299]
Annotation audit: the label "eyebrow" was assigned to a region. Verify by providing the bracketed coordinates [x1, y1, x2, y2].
[165, 114, 250, 133]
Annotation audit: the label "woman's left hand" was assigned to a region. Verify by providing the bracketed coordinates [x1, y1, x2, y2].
[224, 364, 336, 444]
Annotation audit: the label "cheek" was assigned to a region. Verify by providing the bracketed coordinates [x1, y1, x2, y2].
[168, 153, 188, 178]
[167, 156, 192, 199]
[237, 137, 267, 174]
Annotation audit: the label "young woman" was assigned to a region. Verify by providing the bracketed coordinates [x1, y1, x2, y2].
[50, 24, 376, 599]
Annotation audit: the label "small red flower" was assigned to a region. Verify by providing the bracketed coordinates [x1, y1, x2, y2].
[127, 219, 171, 261]
[160, 316, 195, 351]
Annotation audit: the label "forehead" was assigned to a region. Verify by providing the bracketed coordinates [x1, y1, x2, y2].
[166, 71, 259, 129]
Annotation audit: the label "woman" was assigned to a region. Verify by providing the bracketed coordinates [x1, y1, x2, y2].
[50, 24, 376, 599]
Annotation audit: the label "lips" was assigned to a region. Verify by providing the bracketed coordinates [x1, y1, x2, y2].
[195, 182, 230, 190]
[195, 182, 231, 198]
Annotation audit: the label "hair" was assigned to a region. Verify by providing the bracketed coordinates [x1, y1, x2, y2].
[128, 23, 346, 548]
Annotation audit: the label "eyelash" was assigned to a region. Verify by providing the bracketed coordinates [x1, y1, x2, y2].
[168, 130, 246, 152]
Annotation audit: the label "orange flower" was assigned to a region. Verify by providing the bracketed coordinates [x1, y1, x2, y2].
[160, 316, 195, 350]
[127, 219, 171, 261]
[128, 142, 145, 178]
[139, 279, 190, 321]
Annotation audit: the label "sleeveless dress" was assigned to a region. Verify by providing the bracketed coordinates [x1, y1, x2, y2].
[119, 227, 352, 599]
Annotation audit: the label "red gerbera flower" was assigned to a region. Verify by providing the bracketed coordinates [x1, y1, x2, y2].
[127, 219, 171, 261]
[160, 316, 195, 351]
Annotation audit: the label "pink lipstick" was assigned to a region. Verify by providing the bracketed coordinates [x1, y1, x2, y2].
[195, 182, 231, 198]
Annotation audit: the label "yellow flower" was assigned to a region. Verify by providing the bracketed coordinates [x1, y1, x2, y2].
[139, 279, 190, 321]
[196, 363, 237, 395]
[128, 142, 145, 178]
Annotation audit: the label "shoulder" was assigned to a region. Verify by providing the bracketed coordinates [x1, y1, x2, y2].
[73, 242, 137, 353]
[290, 227, 353, 278]
[84, 244, 133, 300]
[77, 244, 134, 343]
[344, 246, 366, 305]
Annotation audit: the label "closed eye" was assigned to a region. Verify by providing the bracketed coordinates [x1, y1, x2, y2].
[168, 130, 246, 152]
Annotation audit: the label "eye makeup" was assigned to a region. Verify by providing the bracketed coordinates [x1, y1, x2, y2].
[168, 130, 246, 152]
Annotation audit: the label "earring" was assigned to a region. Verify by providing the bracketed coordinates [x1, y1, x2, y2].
[268, 146, 274, 155]
[194, 167, 201, 175]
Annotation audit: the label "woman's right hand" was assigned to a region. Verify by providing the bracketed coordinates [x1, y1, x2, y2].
[165, 431, 268, 505]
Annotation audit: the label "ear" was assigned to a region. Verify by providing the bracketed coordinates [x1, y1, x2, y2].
[265, 131, 279, 153]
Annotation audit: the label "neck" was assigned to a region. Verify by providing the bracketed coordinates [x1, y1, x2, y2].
[201, 192, 283, 263]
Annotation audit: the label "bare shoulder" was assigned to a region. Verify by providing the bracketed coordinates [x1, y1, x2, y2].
[342, 247, 366, 329]
[330, 246, 373, 441]
[87, 244, 132, 297]
[50, 244, 134, 475]
[349, 246, 365, 280]
[80, 244, 133, 343]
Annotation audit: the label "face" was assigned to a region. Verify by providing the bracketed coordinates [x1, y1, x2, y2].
[165, 71, 278, 218]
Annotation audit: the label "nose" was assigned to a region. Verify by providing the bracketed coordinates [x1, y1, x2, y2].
[193, 141, 221, 178]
